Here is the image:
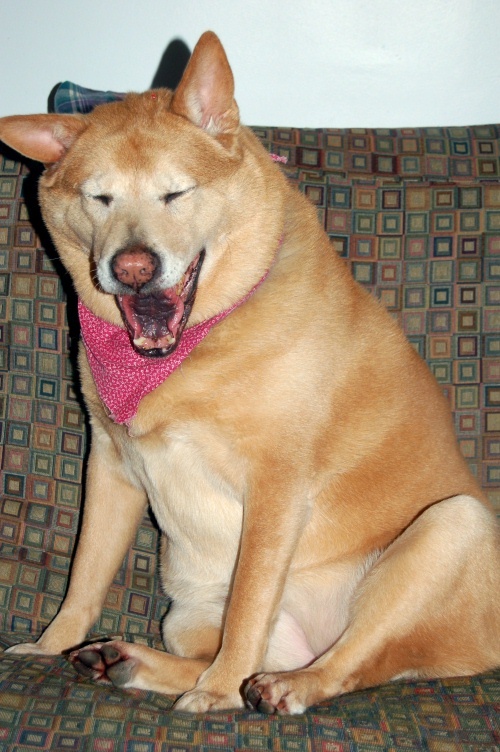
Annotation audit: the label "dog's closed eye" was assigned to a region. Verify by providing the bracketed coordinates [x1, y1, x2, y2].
[93, 194, 113, 206]
[162, 191, 186, 205]
[162, 186, 195, 205]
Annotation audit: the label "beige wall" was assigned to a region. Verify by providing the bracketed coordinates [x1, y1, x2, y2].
[0, 0, 499, 127]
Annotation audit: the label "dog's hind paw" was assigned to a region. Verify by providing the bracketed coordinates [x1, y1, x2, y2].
[69, 641, 136, 687]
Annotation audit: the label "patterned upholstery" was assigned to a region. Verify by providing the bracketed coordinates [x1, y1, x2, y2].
[0, 655, 498, 750]
[0, 85, 499, 748]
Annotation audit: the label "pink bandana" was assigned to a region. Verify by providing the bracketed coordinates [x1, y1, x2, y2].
[79, 253, 277, 425]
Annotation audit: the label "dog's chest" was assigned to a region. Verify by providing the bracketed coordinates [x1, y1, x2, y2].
[120, 422, 244, 583]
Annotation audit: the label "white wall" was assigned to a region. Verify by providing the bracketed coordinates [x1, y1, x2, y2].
[1, 0, 499, 128]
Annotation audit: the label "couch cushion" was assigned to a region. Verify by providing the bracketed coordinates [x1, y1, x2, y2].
[0, 646, 499, 749]
[0, 86, 498, 648]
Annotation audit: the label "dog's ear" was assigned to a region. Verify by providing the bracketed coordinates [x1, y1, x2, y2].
[171, 31, 240, 136]
[0, 114, 87, 163]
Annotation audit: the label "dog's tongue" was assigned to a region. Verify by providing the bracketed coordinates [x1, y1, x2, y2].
[117, 289, 185, 355]
[116, 252, 203, 357]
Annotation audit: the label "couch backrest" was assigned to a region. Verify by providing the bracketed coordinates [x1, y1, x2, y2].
[1, 121, 499, 643]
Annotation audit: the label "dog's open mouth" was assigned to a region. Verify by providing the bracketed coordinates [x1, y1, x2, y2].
[116, 251, 204, 357]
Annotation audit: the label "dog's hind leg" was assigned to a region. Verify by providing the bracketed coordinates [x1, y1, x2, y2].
[245, 495, 500, 714]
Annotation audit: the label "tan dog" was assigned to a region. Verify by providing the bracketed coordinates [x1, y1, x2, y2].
[1, 31, 499, 714]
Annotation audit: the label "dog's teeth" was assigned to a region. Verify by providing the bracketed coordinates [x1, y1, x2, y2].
[133, 334, 175, 348]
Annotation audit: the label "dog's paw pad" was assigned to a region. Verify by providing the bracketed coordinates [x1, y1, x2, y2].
[244, 684, 277, 714]
[244, 673, 307, 715]
[69, 642, 135, 687]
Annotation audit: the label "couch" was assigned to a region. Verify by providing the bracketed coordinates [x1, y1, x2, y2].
[0, 83, 499, 750]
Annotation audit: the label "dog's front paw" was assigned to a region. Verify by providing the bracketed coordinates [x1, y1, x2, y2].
[69, 641, 137, 688]
[244, 671, 313, 715]
[174, 686, 245, 713]
[5, 642, 56, 656]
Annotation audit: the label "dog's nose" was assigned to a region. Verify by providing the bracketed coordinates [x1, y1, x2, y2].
[111, 246, 159, 292]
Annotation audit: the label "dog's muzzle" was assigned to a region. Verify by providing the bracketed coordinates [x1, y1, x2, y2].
[111, 246, 205, 357]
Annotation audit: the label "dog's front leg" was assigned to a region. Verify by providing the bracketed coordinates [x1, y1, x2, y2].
[7, 424, 147, 655]
[174, 471, 310, 712]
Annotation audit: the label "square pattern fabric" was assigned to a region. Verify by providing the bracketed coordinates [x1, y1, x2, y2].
[0, 83, 499, 750]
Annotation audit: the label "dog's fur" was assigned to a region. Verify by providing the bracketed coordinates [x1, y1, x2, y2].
[1, 32, 499, 714]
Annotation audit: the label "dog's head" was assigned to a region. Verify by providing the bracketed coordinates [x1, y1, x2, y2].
[0, 32, 282, 357]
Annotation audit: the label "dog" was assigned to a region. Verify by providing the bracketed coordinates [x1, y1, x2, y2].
[1, 31, 499, 714]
